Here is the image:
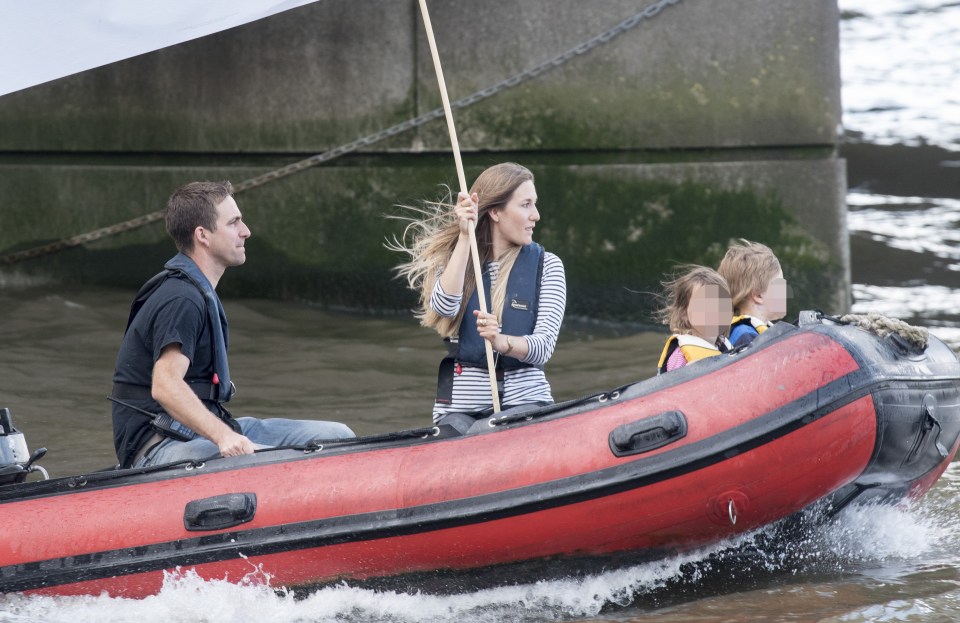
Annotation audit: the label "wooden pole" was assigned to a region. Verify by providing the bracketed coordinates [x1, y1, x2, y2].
[417, 0, 501, 413]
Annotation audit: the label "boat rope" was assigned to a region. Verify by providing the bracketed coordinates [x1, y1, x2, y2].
[281, 425, 444, 450]
[54, 425, 447, 485]
[0, 0, 682, 266]
[840, 312, 929, 350]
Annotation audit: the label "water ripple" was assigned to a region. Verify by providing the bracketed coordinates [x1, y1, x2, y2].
[840, 0, 960, 148]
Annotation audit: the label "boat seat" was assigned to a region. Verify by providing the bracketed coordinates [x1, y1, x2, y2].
[435, 403, 542, 436]
[465, 403, 543, 435]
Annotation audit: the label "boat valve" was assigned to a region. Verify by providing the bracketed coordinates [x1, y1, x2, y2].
[709, 490, 749, 527]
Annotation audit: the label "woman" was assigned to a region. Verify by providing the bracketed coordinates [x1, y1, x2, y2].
[393, 162, 566, 430]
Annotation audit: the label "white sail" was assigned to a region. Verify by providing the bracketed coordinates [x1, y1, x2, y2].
[0, 0, 321, 97]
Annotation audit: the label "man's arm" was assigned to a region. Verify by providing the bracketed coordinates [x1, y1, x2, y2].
[152, 343, 255, 457]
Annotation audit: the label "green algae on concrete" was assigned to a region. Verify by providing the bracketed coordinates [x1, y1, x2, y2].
[1, 158, 842, 322]
[532, 168, 834, 323]
[0, 0, 846, 321]
[0, 0, 839, 154]
[415, 0, 840, 152]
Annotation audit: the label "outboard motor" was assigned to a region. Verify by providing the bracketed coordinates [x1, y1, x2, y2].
[0, 407, 48, 485]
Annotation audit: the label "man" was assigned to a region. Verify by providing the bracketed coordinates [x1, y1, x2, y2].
[111, 181, 354, 468]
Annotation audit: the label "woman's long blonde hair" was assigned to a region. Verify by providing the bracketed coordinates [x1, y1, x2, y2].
[390, 162, 535, 337]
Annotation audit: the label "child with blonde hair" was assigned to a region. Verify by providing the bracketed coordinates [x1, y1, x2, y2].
[655, 265, 733, 374]
[717, 240, 788, 348]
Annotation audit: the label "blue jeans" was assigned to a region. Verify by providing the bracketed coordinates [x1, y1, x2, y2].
[135, 417, 355, 467]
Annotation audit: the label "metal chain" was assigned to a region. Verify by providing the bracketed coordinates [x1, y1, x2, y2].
[0, 0, 681, 266]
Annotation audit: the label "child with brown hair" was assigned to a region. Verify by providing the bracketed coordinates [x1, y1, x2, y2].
[717, 240, 788, 349]
[655, 265, 733, 374]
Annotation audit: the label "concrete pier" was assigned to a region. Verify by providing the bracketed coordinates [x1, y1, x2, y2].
[0, 0, 846, 321]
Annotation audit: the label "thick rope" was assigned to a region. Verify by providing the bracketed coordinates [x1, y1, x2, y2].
[840, 313, 929, 350]
[0, 0, 682, 266]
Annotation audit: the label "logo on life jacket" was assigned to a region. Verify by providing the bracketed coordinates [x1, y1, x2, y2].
[510, 298, 530, 311]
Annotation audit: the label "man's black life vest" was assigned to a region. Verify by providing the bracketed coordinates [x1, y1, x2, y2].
[124, 252, 234, 404]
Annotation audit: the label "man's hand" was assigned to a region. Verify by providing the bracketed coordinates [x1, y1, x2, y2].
[214, 428, 257, 457]
[153, 343, 255, 456]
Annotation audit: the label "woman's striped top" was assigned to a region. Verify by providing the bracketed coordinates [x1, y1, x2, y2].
[429, 251, 566, 421]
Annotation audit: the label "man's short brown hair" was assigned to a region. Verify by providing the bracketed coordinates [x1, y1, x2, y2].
[165, 181, 234, 252]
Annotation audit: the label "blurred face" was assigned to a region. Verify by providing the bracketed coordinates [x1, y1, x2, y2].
[205, 196, 251, 268]
[688, 283, 733, 341]
[760, 270, 788, 321]
[491, 180, 539, 250]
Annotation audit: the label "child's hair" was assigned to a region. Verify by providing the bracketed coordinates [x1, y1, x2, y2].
[717, 239, 782, 315]
[655, 265, 730, 334]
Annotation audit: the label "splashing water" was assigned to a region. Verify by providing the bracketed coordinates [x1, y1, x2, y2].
[0, 551, 721, 623]
[813, 468, 960, 623]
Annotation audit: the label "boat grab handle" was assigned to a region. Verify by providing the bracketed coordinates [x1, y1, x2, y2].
[609, 411, 687, 457]
[184, 492, 257, 531]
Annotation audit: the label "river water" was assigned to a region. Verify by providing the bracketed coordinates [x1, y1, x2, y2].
[2, 1, 960, 621]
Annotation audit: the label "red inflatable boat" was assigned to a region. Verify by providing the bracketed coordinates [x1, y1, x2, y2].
[1, 312, 959, 597]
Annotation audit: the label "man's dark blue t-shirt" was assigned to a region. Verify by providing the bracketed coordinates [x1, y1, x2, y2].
[112, 276, 216, 467]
